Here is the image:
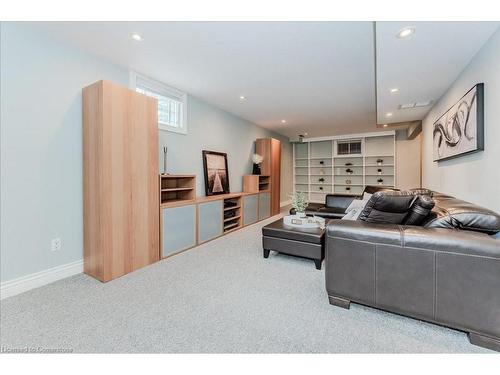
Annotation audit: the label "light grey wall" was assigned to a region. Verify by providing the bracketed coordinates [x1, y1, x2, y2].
[395, 130, 421, 190]
[159, 95, 291, 196]
[0, 23, 293, 282]
[422, 28, 500, 213]
[0, 23, 129, 282]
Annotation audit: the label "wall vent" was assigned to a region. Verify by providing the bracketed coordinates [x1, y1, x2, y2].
[398, 100, 433, 109]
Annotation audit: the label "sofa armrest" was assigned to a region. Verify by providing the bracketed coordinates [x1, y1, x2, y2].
[326, 220, 500, 258]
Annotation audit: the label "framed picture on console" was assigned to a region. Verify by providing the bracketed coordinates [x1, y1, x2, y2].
[433, 83, 484, 162]
[202, 150, 230, 196]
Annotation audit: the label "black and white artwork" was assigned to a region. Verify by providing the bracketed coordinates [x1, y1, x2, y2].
[202, 150, 230, 196]
[433, 83, 484, 162]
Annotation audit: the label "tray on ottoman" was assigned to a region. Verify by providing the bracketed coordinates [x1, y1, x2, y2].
[262, 218, 328, 270]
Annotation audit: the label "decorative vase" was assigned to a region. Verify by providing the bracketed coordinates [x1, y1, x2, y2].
[252, 163, 261, 175]
[296, 212, 306, 218]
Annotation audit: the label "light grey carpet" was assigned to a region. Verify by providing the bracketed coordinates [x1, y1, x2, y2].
[0, 214, 491, 353]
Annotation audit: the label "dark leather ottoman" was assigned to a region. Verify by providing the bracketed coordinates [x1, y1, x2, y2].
[262, 218, 328, 270]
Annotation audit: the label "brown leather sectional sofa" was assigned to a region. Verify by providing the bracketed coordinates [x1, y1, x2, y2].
[325, 189, 500, 351]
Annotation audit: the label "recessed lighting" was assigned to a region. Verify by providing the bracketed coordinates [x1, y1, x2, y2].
[304, 132, 308, 136]
[390, 88, 399, 94]
[396, 27, 415, 39]
[281, 119, 287, 124]
[383, 124, 388, 128]
[386, 112, 393, 117]
[131, 33, 143, 42]
[239, 95, 246, 100]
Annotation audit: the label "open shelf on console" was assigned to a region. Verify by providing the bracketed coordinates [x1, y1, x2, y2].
[223, 196, 242, 232]
[160, 175, 196, 206]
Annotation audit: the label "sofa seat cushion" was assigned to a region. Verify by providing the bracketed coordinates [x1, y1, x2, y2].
[424, 196, 500, 235]
[317, 206, 346, 218]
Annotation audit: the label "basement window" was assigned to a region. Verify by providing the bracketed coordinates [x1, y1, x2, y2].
[131, 72, 188, 134]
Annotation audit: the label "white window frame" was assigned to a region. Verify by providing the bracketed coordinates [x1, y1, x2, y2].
[130, 71, 188, 134]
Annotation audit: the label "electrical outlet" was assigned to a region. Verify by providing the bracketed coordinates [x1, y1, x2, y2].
[51, 238, 61, 252]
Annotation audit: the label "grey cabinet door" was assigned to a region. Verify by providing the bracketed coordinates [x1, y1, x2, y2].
[162, 204, 197, 258]
[243, 194, 259, 226]
[259, 192, 271, 220]
[198, 200, 223, 243]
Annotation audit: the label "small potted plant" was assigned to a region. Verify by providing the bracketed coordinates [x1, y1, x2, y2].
[346, 186, 351, 191]
[318, 177, 325, 183]
[346, 179, 351, 185]
[377, 168, 382, 175]
[252, 153, 263, 175]
[319, 160, 325, 165]
[346, 168, 353, 175]
[345, 162, 353, 166]
[290, 191, 308, 218]
[377, 159, 384, 166]
[377, 178, 384, 185]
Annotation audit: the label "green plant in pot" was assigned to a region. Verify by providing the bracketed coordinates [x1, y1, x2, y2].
[290, 191, 308, 218]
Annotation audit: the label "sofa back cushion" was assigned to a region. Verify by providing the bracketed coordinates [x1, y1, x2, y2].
[325, 194, 355, 210]
[362, 185, 399, 195]
[359, 192, 417, 224]
[423, 196, 500, 235]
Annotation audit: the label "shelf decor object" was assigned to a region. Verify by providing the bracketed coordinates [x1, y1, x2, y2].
[252, 153, 263, 175]
[162, 146, 168, 174]
[433, 83, 484, 162]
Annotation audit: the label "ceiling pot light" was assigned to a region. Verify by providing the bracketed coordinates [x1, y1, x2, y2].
[239, 96, 246, 100]
[396, 27, 415, 39]
[390, 88, 399, 94]
[383, 124, 388, 128]
[386, 112, 393, 117]
[281, 119, 287, 123]
[131, 33, 143, 41]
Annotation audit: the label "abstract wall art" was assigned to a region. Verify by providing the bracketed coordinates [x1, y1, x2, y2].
[433, 83, 484, 162]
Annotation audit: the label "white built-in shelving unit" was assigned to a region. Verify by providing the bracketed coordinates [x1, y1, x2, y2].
[293, 131, 396, 203]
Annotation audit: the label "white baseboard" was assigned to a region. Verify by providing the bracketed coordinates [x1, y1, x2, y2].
[0, 260, 83, 300]
[280, 200, 292, 208]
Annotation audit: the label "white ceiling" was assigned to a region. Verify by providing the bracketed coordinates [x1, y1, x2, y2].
[29, 21, 376, 138]
[376, 21, 498, 125]
[28, 21, 499, 138]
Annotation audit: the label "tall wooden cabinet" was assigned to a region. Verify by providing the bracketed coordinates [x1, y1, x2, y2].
[256, 138, 281, 215]
[83, 80, 159, 282]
